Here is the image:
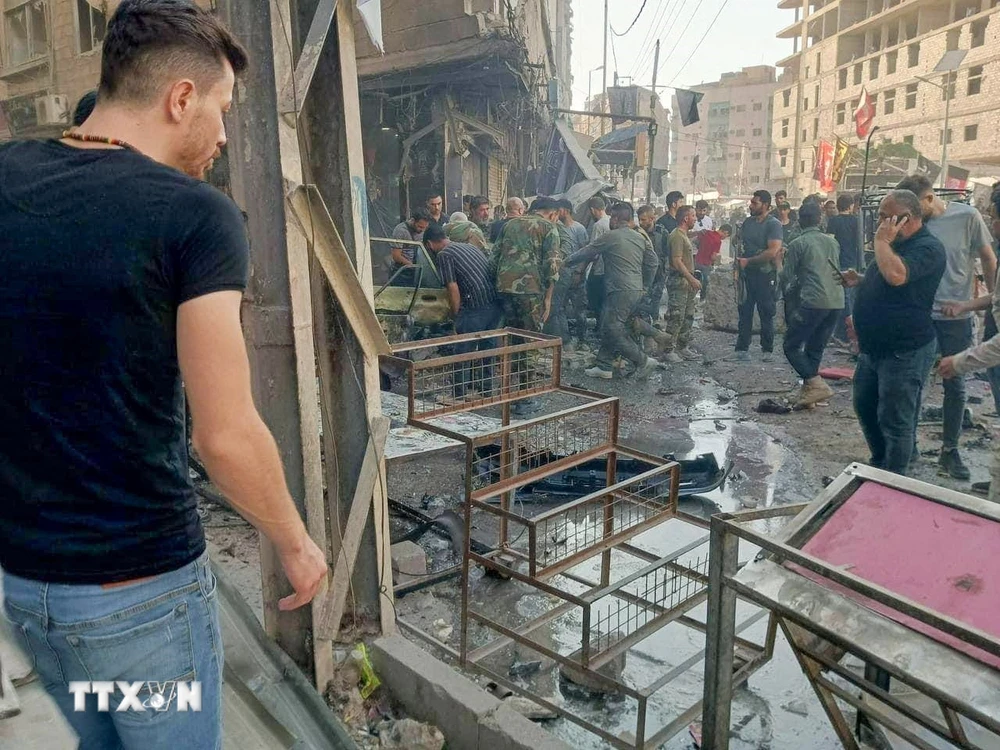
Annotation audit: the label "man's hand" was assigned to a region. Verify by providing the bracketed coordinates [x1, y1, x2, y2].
[277, 532, 328, 611]
[688, 277, 702, 292]
[939, 355, 958, 381]
[939, 300, 968, 318]
[875, 215, 907, 245]
[738, 257, 750, 270]
[541, 295, 552, 325]
[836, 269, 862, 288]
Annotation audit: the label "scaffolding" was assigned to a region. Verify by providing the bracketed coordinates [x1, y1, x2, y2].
[384, 329, 776, 749]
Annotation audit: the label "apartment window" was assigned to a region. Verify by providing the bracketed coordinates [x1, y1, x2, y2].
[752, 152, 761, 161]
[972, 19, 987, 48]
[736, 104, 746, 112]
[814, 84, 820, 108]
[870, 57, 880, 80]
[836, 103, 847, 126]
[853, 63, 863, 85]
[908, 43, 920, 67]
[804, 97, 809, 111]
[965, 124, 979, 141]
[779, 149, 788, 168]
[781, 118, 789, 138]
[940, 128, 953, 145]
[886, 51, 897, 75]
[753, 128, 763, 136]
[946, 28, 960, 51]
[968, 65, 983, 96]
[813, 117, 819, 138]
[884, 88, 896, 115]
[75, 0, 106, 54]
[736, 129, 745, 136]
[816, 53, 821, 74]
[903, 135, 914, 146]
[782, 89, 791, 107]
[942, 73, 956, 101]
[753, 102, 763, 111]
[905, 83, 918, 109]
[805, 66, 810, 78]
[751, 175, 761, 183]
[839, 68, 848, 89]
[4, 0, 49, 68]
[800, 160, 807, 174]
[802, 129, 808, 142]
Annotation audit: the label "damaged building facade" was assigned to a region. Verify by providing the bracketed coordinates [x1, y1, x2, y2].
[353, 0, 574, 236]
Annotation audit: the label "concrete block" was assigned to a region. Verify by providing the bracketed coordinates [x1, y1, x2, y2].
[371, 635, 498, 750]
[478, 705, 572, 750]
[391, 540, 428, 583]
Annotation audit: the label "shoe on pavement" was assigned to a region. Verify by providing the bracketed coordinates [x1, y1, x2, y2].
[972, 480, 990, 496]
[938, 448, 971, 481]
[726, 351, 751, 362]
[797, 376, 834, 407]
[662, 350, 683, 364]
[761, 351, 774, 362]
[680, 347, 701, 361]
[584, 365, 613, 380]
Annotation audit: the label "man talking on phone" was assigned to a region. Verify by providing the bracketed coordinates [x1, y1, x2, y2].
[840, 190, 945, 476]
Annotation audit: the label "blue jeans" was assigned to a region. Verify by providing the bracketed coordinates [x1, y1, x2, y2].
[934, 318, 973, 450]
[853, 339, 937, 475]
[2, 550, 223, 750]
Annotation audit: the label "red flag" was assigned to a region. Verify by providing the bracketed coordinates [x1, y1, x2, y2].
[815, 140, 836, 192]
[854, 88, 876, 140]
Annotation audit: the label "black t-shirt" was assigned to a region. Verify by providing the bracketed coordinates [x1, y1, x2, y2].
[655, 213, 678, 234]
[826, 214, 861, 270]
[0, 140, 249, 583]
[853, 226, 946, 357]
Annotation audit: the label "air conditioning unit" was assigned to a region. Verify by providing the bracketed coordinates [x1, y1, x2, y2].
[35, 94, 70, 126]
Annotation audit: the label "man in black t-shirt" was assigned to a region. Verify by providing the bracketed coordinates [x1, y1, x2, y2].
[0, 3, 325, 746]
[731, 189, 784, 361]
[843, 190, 945, 475]
[825, 193, 861, 343]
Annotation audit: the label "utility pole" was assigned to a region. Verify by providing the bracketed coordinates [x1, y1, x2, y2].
[646, 39, 660, 204]
[941, 70, 953, 186]
[602, 0, 609, 136]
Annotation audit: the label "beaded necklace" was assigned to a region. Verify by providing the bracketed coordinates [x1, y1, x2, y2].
[62, 130, 139, 153]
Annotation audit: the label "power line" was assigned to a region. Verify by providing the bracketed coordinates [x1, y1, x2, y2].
[653, 0, 705, 78]
[627, 0, 674, 79]
[611, 0, 649, 37]
[666, 0, 733, 88]
[630, 0, 683, 81]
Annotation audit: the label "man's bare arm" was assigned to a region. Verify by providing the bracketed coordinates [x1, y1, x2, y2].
[178, 290, 326, 611]
[390, 247, 413, 266]
[979, 243, 997, 293]
[446, 281, 461, 316]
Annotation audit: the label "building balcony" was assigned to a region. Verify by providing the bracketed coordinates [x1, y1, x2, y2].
[778, 17, 804, 38]
[777, 0, 800, 9]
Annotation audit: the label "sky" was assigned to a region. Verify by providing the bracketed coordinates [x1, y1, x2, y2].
[570, 0, 795, 109]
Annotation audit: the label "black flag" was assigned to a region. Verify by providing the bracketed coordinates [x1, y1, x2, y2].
[675, 89, 704, 127]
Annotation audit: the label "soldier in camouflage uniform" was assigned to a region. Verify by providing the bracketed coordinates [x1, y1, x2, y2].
[661, 206, 702, 363]
[544, 199, 589, 343]
[445, 212, 489, 251]
[492, 197, 562, 407]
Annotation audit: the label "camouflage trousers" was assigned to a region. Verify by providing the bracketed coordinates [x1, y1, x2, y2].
[499, 293, 545, 390]
[596, 290, 647, 371]
[661, 275, 696, 353]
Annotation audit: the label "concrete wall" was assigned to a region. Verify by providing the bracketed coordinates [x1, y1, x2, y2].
[773, 0, 1000, 198]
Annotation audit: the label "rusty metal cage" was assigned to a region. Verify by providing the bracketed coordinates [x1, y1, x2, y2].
[382, 329, 562, 421]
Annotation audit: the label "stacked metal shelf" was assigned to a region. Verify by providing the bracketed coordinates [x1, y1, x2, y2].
[383, 329, 774, 749]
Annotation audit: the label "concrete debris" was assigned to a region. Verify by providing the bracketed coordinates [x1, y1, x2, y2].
[508, 660, 542, 679]
[702, 267, 787, 335]
[559, 638, 626, 695]
[739, 496, 760, 509]
[378, 718, 445, 750]
[391, 540, 428, 584]
[781, 698, 810, 717]
[503, 695, 558, 721]
[432, 618, 453, 641]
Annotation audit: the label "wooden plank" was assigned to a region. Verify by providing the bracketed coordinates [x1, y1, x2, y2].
[277, 0, 339, 114]
[286, 185, 390, 359]
[316, 416, 390, 640]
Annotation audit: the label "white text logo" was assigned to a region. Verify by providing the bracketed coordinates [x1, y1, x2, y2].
[68, 681, 202, 712]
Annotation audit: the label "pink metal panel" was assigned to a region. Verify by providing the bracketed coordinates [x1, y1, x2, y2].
[794, 481, 1000, 668]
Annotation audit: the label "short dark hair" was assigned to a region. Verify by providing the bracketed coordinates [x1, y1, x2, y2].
[676, 205, 695, 224]
[695, 199, 709, 210]
[422, 224, 446, 243]
[836, 193, 855, 212]
[753, 189, 772, 208]
[469, 195, 489, 211]
[665, 191, 684, 208]
[896, 174, 933, 198]
[426, 193, 443, 202]
[798, 202, 822, 228]
[529, 196, 559, 212]
[556, 198, 574, 211]
[411, 208, 432, 223]
[99, 0, 248, 105]
[992, 181, 1000, 218]
[824, 200, 836, 208]
[610, 202, 634, 223]
[587, 195, 607, 211]
[72, 90, 98, 126]
[720, 224, 733, 234]
[637, 204, 656, 218]
[775, 189, 787, 199]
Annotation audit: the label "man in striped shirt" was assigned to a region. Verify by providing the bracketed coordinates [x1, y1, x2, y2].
[423, 225, 501, 398]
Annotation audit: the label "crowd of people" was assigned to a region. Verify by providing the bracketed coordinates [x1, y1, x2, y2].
[391, 177, 1000, 491]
